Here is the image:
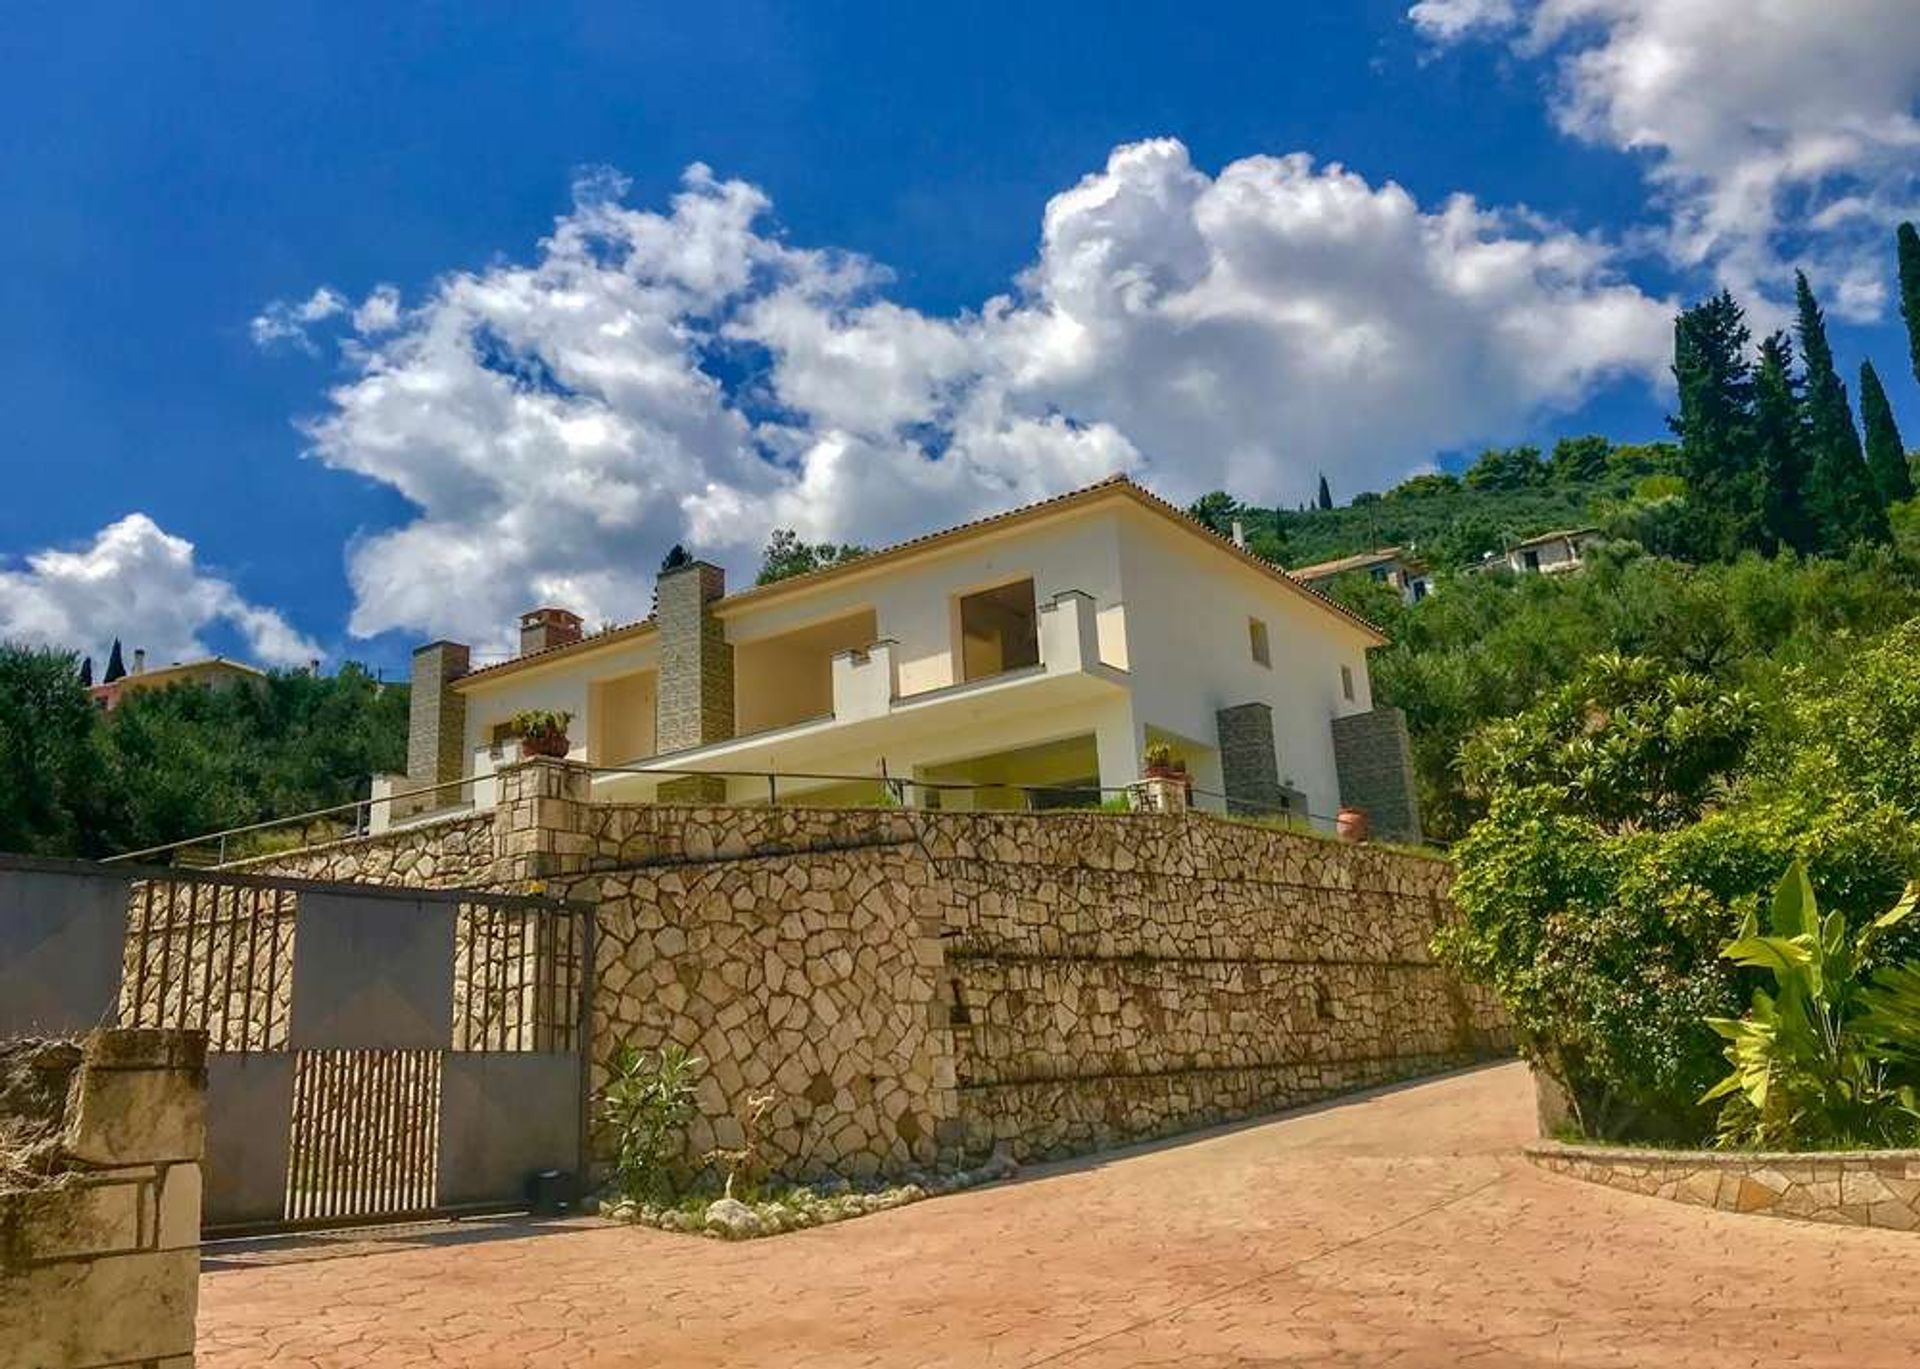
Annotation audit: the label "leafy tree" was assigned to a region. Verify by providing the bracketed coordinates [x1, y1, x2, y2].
[0, 645, 101, 854]
[1315, 473, 1333, 511]
[1549, 434, 1612, 483]
[755, 528, 871, 586]
[1860, 358, 1914, 507]
[1186, 491, 1242, 535]
[1796, 271, 1888, 550]
[1752, 331, 1816, 555]
[1463, 444, 1546, 491]
[1670, 291, 1761, 559]
[1899, 221, 1920, 389]
[1385, 472, 1460, 500]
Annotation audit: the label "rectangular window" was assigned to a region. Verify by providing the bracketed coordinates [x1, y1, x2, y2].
[1248, 617, 1271, 668]
[958, 579, 1040, 682]
[1340, 664, 1355, 702]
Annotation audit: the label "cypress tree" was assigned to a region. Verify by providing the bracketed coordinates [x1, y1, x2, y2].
[1860, 358, 1914, 507]
[78, 656, 94, 688]
[1899, 221, 1920, 389]
[103, 639, 127, 684]
[1315, 474, 1333, 511]
[1796, 271, 1888, 549]
[1669, 291, 1760, 558]
[1753, 331, 1817, 556]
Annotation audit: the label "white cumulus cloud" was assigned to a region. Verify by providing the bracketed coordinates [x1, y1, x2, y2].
[0, 514, 322, 669]
[264, 141, 1671, 649]
[1410, 0, 1920, 319]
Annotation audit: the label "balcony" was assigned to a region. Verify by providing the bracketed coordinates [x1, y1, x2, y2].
[589, 590, 1127, 804]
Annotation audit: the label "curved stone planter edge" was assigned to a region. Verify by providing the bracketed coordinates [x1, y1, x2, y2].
[1524, 1139, 1920, 1231]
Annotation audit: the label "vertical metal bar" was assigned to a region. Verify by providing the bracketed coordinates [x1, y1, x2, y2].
[287, 1052, 309, 1222]
[193, 879, 218, 1034]
[413, 1049, 432, 1212]
[219, 885, 242, 1050]
[767, 773, 777, 807]
[323, 1053, 345, 1220]
[241, 885, 263, 1053]
[154, 880, 178, 1029]
[376, 1051, 395, 1215]
[576, 901, 596, 1194]
[263, 890, 286, 1051]
[491, 903, 508, 1051]
[131, 881, 155, 1028]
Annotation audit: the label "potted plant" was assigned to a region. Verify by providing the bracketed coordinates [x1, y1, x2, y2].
[1142, 741, 1186, 781]
[511, 708, 573, 759]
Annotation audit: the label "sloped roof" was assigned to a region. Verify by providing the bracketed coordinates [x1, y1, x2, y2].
[1289, 547, 1416, 582]
[454, 474, 1387, 687]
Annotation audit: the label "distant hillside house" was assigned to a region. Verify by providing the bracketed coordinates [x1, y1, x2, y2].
[378, 475, 1425, 840]
[90, 653, 269, 712]
[1477, 527, 1601, 577]
[1290, 547, 1432, 605]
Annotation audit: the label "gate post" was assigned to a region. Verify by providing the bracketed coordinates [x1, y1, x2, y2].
[494, 759, 595, 882]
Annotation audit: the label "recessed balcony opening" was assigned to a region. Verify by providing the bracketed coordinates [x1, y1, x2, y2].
[917, 732, 1100, 811]
[734, 608, 878, 735]
[958, 578, 1040, 682]
[588, 669, 657, 765]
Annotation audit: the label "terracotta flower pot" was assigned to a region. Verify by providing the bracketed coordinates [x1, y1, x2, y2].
[520, 732, 571, 760]
[1336, 805, 1370, 843]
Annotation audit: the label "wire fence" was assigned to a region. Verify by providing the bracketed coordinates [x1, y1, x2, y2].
[102, 760, 1363, 867]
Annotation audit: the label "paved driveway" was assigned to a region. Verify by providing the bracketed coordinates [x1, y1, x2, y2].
[197, 1062, 1920, 1367]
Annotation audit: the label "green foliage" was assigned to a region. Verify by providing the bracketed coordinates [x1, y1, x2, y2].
[1549, 435, 1612, 484]
[0, 647, 407, 859]
[1442, 622, 1920, 1144]
[756, 528, 872, 586]
[1463, 444, 1546, 492]
[1703, 862, 1920, 1149]
[1899, 221, 1920, 389]
[0, 645, 102, 855]
[1796, 271, 1889, 550]
[1753, 331, 1817, 556]
[507, 708, 572, 741]
[1671, 291, 1764, 560]
[599, 1044, 704, 1202]
[1860, 359, 1914, 507]
[1186, 491, 1243, 534]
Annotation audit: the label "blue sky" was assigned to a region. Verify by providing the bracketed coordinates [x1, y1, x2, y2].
[3, 1, 1918, 674]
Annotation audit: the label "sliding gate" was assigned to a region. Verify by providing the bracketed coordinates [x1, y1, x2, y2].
[0, 855, 593, 1234]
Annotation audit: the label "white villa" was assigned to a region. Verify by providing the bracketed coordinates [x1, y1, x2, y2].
[379, 476, 1422, 839]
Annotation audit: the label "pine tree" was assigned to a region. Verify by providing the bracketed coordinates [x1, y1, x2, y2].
[1899, 221, 1920, 389]
[1669, 291, 1760, 558]
[1753, 332, 1816, 555]
[1859, 358, 1914, 507]
[1796, 271, 1888, 549]
[1315, 474, 1333, 511]
[103, 639, 127, 684]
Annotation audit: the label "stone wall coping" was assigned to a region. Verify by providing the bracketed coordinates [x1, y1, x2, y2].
[1525, 1139, 1920, 1167]
[220, 809, 492, 869]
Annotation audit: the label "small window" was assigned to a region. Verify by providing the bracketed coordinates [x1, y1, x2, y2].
[1340, 664, 1355, 702]
[1248, 618, 1271, 668]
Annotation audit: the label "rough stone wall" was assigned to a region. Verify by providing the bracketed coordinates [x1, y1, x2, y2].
[1, 1029, 205, 1369]
[1527, 1141, 1920, 1231]
[1214, 701, 1286, 816]
[238, 763, 1507, 1178]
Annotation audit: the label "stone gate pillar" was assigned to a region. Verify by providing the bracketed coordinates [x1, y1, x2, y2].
[493, 757, 595, 881]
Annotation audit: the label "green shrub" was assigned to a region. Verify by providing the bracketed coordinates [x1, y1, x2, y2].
[599, 1044, 704, 1202]
[1703, 861, 1920, 1149]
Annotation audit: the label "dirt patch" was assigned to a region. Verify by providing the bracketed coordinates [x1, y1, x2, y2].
[0, 1038, 82, 1191]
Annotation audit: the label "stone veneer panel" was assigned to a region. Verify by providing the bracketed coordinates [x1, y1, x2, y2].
[1215, 701, 1286, 816]
[1527, 1141, 1920, 1230]
[239, 765, 1507, 1177]
[1331, 706, 1423, 844]
[406, 641, 471, 806]
[654, 562, 733, 754]
[1, 1029, 206, 1369]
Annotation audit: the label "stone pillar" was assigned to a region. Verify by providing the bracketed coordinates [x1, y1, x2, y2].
[405, 640, 470, 813]
[654, 560, 733, 804]
[1215, 702, 1286, 817]
[1, 1029, 206, 1369]
[494, 757, 595, 881]
[1330, 706, 1423, 844]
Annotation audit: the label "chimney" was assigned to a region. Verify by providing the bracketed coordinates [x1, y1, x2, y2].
[307, 659, 322, 678]
[1230, 520, 1247, 550]
[654, 560, 733, 761]
[519, 607, 584, 656]
[132, 648, 146, 674]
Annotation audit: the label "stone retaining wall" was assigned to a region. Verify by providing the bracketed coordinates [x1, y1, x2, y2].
[240, 760, 1508, 1178]
[1, 1028, 206, 1369]
[1526, 1141, 1920, 1230]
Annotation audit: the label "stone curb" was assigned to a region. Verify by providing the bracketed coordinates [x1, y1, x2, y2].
[1525, 1140, 1920, 1230]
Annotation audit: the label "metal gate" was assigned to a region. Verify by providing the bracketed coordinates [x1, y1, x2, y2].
[0, 854, 593, 1235]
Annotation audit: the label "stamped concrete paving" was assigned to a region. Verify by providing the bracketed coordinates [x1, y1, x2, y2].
[198, 1062, 1920, 1367]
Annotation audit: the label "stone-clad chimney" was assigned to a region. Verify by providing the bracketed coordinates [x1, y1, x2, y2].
[519, 606, 583, 656]
[406, 640, 470, 808]
[654, 560, 732, 802]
